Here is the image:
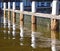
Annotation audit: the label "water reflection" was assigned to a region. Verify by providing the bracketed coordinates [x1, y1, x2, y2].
[8, 30, 11, 39]
[12, 23, 16, 39]
[0, 19, 58, 51]
[3, 17, 7, 39]
[12, 30, 16, 39]
[8, 22, 11, 34]
[31, 32, 36, 48]
[8, 28, 10, 33]
[20, 26, 24, 38]
[4, 18, 7, 29]
[51, 30, 59, 51]
[3, 29, 7, 39]
[7, 21, 11, 34]
[20, 37, 24, 46]
[19, 26, 24, 46]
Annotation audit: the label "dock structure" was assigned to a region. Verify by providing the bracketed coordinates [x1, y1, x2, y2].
[20, 2, 24, 37]
[51, 0, 59, 30]
[12, 2, 16, 37]
[3, 2, 6, 29]
[31, 1, 37, 34]
[3, 0, 60, 34]
[8, 2, 11, 33]
[31, 1, 36, 48]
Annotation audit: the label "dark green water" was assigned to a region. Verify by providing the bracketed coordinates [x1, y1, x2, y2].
[1, 11, 60, 51]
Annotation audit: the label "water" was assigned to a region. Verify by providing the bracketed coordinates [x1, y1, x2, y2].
[0, 13, 60, 51]
[0, 25, 51, 51]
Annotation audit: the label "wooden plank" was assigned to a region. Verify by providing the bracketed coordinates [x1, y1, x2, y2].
[3, 9, 60, 20]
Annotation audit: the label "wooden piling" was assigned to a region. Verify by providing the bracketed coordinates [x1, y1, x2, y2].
[31, 1, 36, 33]
[12, 2, 16, 35]
[20, 13, 24, 27]
[51, 0, 59, 30]
[4, 2, 6, 28]
[51, 2, 59, 50]
[51, 19, 59, 30]
[31, 15, 36, 32]
[8, 2, 11, 31]
[31, 1, 36, 47]
[20, 2, 24, 37]
[13, 12, 16, 25]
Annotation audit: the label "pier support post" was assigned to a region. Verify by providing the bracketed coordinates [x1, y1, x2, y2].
[31, 1, 36, 34]
[31, 1, 36, 48]
[20, 2, 24, 38]
[12, 2, 16, 37]
[51, 0, 59, 30]
[8, 2, 11, 33]
[4, 2, 6, 28]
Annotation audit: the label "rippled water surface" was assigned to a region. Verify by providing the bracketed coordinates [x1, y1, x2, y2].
[0, 13, 60, 51]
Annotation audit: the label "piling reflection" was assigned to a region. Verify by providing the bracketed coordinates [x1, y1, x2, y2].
[8, 30, 10, 34]
[3, 29, 7, 39]
[4, 18, 7, 29]
[12, 32, 15, 39]
[20, 37, 24, 46]
[8, 20, 11, 34]
[12, 28, 16, 39]
[51, 30, 59, 51]
[20, 26, 24, 45]
[0, 24, 52, 51]
[8, 30, 11, 39]
[20, 26, 24, 38]
[31, 32, 36, 48]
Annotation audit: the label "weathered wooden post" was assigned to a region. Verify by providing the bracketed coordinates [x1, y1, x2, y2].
[31, 1, 36, 34]
[51, 0, 59, 49]
[51, 0, 59, 30]
[4, 2, 6, 28]
[12, 2, 16, 39]
[3, 2, 7, 39]
[8, 2, 11, 33]
[20, 2, 24, 38]
[31, 1, 36, 48]
[51, 30, 59, 51]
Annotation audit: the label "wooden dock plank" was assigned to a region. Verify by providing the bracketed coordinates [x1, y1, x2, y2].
[3, 9, 60, 20]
